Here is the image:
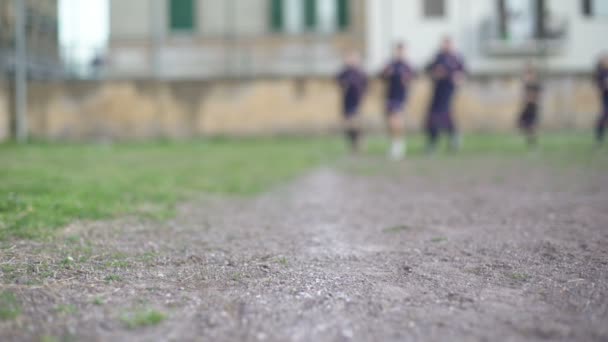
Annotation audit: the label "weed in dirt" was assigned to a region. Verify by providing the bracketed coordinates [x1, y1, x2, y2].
[65, 235, 81, 244]
[60, 256, 75, 268]
[55, 304, 78, 316]
[40, 336, 60, 342]
[0, 291, 21, 320]
[509, 272, 530, 282]
[137, 251, 160, 265]
[431, 237, 448, 243]
[106, 260, 131, 269]
[120, 309, 166, 329]
[277, 257, 289, 266]
[1, 264, 18, 282]
[104, 274, 122, 283]
[383, 225, 412, 233]
[92, 297, 104, 306]
[231, 272, 244, 281]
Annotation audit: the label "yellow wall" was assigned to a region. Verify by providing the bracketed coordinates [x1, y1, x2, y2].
[0, 76, 602, 141]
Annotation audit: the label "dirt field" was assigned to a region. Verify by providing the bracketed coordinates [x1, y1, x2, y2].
[1, 155, 607, 341]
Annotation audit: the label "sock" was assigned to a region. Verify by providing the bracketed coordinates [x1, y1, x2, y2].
[390, 139, 405, 160]
[346, 129, 360, 151]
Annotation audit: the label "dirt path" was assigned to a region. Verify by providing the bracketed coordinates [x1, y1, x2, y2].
[1, 157, 607, 341]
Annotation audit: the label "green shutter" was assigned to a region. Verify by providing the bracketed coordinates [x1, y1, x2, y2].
[337, 0, 350, 31]
[304, 0, 317, 30]
[170, 0, 195, 31]
[270, 0, 283, 32]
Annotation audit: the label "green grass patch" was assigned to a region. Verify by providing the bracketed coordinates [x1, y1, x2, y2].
[104, 274, 122, 283]
[383, 225, 412, 234]
[0, 138, 342, 240]
[1, 134, 605, 241]
[120, 309, 166, 329]
[0, 291, 21, 320]
[92, 297, 104, 306]
[55, 304, 78, 316]
[509, 272, 530, 282]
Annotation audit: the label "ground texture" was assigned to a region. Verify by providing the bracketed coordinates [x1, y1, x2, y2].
[1, 155, 607, 341]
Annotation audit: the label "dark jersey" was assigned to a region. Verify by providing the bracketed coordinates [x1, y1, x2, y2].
[382, 60, 415, 101]
[426, 52, 466, 114]
[336, 66, 368, 115]
[595, 64, 608, 107]
[524, 80, 542, 104]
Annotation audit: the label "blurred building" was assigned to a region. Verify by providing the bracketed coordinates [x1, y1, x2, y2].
[108, 0, 608, 79]
[367, 0, 608, 73]
[0, 0, 61, 79]
[108, 0, 366, 79]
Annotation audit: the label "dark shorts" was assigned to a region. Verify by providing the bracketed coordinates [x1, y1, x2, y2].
[385, 98, 406, 115]
[426, 112, 455, 130]
[519, 103, 539, 130]
[343, 106, 360, 119]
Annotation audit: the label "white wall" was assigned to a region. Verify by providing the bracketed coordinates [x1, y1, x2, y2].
[366, 0, 608, 74]
[110, 0, 151, 39]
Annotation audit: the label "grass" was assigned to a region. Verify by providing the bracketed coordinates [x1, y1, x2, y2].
[55, 304, 78, 316]
[104, 274, 122, 283]
[383, 225, 412, 234]
[0, 291, 21, 320]
[0, 134, 606, 241]
[509, 272, 530, 282]
[277, 256, 289, 266]
[120, 309, 166, 329]
[0, 138, 342, 240]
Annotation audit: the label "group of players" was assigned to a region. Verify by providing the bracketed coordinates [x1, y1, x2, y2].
[336, 37, 608, 159]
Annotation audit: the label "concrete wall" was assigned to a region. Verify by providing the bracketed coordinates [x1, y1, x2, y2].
[17, 76, 602, 141]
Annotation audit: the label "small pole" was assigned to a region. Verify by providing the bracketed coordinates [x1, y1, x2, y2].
[14, 0, 28, 142]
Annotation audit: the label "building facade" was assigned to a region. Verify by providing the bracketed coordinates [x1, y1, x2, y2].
[0, 0, 60, 78]
[108, 0, 608, 79]
[108, 0, 366, 79]
[368, 0, 608, 74]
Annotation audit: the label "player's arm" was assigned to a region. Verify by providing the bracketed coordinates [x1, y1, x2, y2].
[453, 57, 467, 85]
[381, 64, 393, 79]
[360, 73, 370, 95]
[336, 71, 348, 89]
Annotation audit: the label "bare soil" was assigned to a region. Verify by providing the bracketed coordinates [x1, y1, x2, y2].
[1, 156, 607, 341]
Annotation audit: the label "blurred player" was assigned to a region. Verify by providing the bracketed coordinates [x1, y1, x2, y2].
[425, 37, 466, 153]
[336, 51, 368, 153]
[595, 53, 608, 146]
[381, 42, 416, 160]
[518, 64, 542, 147]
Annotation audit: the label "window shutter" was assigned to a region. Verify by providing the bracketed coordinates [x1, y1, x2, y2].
[270, 0, 284, 31]
[337, 0, 349, 31]
[169, 0, 195, 31]
[304, 0, 317, 30]
[582, 0, 593, 16]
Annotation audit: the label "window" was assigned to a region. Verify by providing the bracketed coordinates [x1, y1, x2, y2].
[583, 0, 608, 17]
[284, 0, 304, 33]
[170, 0, 195, 31]
[269, 0, 350, 33]
[423, 0, 445, 18]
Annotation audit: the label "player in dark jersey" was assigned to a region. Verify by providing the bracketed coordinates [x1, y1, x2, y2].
[425, 37, 466, 153]
[381, 42, 416, 160]
[518, 64, 542, 147]
[336, 51, 368, 153]
[595, 53, 608, 145]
